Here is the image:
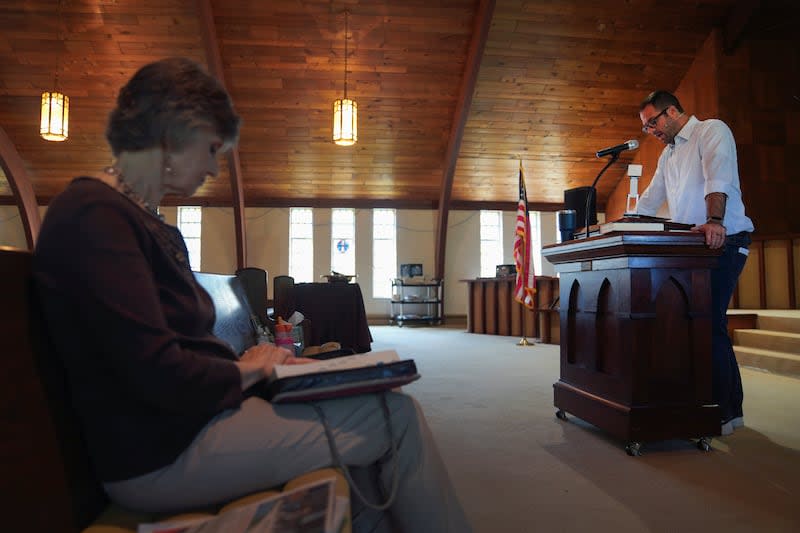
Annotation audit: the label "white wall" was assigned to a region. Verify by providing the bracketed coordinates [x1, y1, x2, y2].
[0, 205, 29, 250]
[1, 202, 561, 318]
[0, 205, 48, 251]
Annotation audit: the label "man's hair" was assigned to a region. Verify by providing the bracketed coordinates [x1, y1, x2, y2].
[106, 57, 240, 156]
[640, 90, 684, 113]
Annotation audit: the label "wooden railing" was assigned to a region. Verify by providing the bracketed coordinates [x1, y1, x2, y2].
[462, 276, 560, 343]
[732, 233, 798, 309]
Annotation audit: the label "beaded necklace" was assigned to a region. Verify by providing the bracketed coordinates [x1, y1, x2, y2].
[103, 166, 164, 221]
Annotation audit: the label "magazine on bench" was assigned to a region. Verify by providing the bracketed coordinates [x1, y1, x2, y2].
[260, 349, 420, 403]
[137, 476, 347, 533]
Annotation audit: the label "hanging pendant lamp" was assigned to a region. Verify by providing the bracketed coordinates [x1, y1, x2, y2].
[40, 91, 69, 142]
[333, 10, 357, 146]
[40, 0, 69, 142]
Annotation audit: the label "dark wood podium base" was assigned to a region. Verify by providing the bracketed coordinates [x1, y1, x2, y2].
[554, 381, 720, 444]
[543, 232, 725, 456]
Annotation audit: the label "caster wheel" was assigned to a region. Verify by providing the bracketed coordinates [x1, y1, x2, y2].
[625, 442, 642, 456]
[555, 410, 568, 421]
[697, 437, 712, 452]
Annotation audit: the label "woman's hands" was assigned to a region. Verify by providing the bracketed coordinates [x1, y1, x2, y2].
[236, 344, 316, 391]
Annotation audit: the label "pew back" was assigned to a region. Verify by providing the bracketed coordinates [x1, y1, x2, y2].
[0, 246, 107, 532]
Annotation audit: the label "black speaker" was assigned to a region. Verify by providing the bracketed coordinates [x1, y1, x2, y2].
[564, 186, 597, 228]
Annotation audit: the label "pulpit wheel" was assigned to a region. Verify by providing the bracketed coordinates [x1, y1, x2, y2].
[625, 442, 642, 456]
[697, 437, 712, 452]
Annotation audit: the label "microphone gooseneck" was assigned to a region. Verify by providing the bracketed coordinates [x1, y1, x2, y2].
[583, 152, 621, 239]
[579, 138, 640, 239]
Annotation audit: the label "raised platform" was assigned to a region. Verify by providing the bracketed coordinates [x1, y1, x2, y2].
[730, 309, 800, 378]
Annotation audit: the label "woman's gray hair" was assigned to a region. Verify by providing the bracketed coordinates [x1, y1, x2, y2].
[106, 57, 240, 155]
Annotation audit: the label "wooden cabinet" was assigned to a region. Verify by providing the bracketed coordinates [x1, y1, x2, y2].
[463, 276, 560, 343]
[390, 279, 443, 326]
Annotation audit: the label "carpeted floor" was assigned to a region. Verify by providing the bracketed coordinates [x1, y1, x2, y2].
[369, 325, 800, 533]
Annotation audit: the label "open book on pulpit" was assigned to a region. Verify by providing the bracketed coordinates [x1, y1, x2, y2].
[578, 215, 694, 237]
[260, 349, 420, 403]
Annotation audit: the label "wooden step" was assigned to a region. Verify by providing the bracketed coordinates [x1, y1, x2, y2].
[757, 315, 800, 334]
[733, 329, 800, 355]
[734, 346, 800, 378]
[727, 312, 758, 338]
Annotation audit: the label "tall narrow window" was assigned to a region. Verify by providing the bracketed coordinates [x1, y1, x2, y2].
[331, 208, 355, 276]
[372, 209, 396, 298]
[289, 207, 313, 282]
[480, 210, 503, 277]
[177, 206, 201, 271]
[529, 211, 542, 276]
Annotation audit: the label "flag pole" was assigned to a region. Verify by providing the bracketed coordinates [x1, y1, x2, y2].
[514, 158, 535, 347]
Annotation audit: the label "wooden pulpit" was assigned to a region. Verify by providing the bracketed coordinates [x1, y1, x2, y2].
[542, 231, 722, 454]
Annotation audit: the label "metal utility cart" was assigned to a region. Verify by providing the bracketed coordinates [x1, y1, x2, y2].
[390, 279, 443, 326]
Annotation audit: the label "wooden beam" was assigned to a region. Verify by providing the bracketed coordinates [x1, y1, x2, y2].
[722, 0, 760, 54]
[197, 0, 247, 270]
[434, 0, 495, 281]
[0, 194, 567, 213]
[450, 200, 565, 212]
[0, 126, 41, 249]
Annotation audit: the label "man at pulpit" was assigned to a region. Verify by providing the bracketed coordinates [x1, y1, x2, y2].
[636, 90, 754, 436]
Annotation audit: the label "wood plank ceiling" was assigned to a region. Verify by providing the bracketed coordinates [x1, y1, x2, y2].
[0, 0, 787, 211]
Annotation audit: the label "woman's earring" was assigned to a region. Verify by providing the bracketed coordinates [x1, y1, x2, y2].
[165, 165, 173, 174]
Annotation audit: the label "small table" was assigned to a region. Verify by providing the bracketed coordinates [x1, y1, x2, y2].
[293, 282, 373, 353]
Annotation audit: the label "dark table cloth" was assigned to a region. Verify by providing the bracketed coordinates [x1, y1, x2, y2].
[293, 282, 373, 353]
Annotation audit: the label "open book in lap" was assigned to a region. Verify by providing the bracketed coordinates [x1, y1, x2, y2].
[260, 350, 420, 403]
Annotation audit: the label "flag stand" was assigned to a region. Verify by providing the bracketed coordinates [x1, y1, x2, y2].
[514, 158, 536, 348]
[517, 336, 535, 346]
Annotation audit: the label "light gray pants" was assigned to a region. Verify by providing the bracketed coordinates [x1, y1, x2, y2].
[104, 392, 471, 533]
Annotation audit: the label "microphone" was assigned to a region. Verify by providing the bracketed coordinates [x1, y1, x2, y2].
[596, 139, 639, 158]
[579, 141, 633, 239]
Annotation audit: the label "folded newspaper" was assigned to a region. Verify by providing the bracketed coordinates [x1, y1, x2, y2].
[137, 477, 347, 533]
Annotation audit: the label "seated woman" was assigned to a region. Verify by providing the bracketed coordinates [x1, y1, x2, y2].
[33, 57, 471, 533]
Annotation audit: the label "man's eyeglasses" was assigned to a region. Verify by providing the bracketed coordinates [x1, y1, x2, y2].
[642, 107, 669, 133]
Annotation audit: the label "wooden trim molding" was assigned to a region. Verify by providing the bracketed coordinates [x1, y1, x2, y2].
[197, 0, 247, 269]
[741, 233, 799, 310]
[434, 0, 495, 281]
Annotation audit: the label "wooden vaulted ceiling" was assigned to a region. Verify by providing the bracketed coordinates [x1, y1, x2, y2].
[0, 0, 790, 211]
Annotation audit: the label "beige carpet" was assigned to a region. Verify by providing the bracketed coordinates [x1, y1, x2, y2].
[369, 325, 800, 533]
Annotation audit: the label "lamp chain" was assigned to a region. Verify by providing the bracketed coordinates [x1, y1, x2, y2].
[53, 0, 64, 91]
[343, 10, 348, 99]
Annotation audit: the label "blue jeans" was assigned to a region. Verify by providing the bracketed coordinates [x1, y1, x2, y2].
[711, 231, 751, 421]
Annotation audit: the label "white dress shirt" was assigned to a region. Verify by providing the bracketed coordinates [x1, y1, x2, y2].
[637, 115, 754, 235]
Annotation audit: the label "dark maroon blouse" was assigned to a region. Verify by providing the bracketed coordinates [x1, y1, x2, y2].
[34, 177, 244, 482]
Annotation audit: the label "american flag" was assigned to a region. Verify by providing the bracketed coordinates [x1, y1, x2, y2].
[514, 161, 535, 309]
